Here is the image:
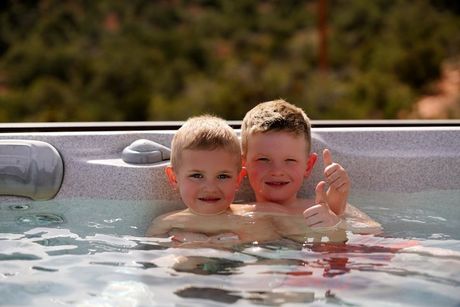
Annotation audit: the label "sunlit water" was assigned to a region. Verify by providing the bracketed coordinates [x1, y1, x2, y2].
[1, 190, 459, 306]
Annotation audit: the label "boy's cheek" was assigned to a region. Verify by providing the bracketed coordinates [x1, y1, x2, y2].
[243, 167, 258, 179]
[244, 161, 260, 172]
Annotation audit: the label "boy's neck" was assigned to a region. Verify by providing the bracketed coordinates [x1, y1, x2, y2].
[255, 196, 316, 213]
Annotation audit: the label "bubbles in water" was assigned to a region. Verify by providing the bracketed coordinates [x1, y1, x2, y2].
[16, 214, 65, 226]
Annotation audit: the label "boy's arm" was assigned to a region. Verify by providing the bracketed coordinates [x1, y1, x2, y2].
[145, 211, 181, 236]
[322, 149, 350, 216]
[146, 210, 242, 245]
[171, 231, 240, 248]
[169, 229, 210, 243]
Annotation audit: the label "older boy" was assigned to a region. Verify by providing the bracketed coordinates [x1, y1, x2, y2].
[241, 99, 351, 230]
[146, 115, 283, 247]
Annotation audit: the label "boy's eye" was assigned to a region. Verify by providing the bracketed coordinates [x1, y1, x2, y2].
[217, 174, 231, 179]
[256, 157, 269, 162]
[286, 158, 297, 163]
[189, 173, 203, 179]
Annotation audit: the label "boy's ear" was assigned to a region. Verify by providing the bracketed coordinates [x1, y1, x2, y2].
[165, 166, 178, 188]
[304, 153, 318, 177]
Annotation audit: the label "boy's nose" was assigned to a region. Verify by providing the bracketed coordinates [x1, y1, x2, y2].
[269, 162, 284, 175]
[202, 179, 219, 191]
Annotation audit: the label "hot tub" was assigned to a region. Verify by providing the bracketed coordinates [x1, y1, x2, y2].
[1, 121, 459, 306]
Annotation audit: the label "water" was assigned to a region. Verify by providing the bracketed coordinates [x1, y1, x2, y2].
[1, 190, 460, 306]
[350, 189, 460, 240]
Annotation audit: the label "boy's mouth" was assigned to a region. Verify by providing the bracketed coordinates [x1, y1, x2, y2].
[265, 181, 289, 187]
[198, 197, 221, 202]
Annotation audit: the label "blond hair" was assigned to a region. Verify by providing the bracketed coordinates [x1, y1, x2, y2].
[171, 114, 241, 170]
[241, 99, 312, 156]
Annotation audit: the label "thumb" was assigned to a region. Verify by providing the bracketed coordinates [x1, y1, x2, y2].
[315, 181, 328, 205]
[323, 148, 333, 166]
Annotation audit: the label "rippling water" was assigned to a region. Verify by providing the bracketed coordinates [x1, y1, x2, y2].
[0, 190, 459, 306]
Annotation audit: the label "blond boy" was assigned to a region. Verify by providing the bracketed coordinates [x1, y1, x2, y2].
[241, 99, 351, 231]
[146, 115, 282, 247]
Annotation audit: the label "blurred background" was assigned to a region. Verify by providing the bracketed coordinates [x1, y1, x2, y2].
[0, 0, 459, 122]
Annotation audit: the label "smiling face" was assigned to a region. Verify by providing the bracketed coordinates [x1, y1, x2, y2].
[244, 131, 316, 206]
[166, 149, 243, 215]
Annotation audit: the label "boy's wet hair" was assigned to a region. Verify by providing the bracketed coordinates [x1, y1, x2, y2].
[241, 99, 312, 155]
[171, 114, 242, 170]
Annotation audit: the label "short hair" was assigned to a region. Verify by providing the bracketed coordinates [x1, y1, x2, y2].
[171, 114, 241, 170]
[241, 99, 312, 156]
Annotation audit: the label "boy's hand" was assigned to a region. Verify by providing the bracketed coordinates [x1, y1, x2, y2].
[171, 231, 210, 243]
[209, 232, 240, 243]
[323, 149, 350, 216]
[303, 181, 340, 228]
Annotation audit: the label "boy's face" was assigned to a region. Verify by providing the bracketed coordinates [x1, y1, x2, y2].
[244, 131, 316, 206]
[166, 149, 243, 215]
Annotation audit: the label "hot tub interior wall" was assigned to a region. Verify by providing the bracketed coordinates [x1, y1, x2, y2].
[1, 127, 459, 208]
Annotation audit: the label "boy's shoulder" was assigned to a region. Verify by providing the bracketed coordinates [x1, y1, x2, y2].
[154, 208, 192, 221]
[156, 207, 249, 226]
[148, 208, 234, 237]
[147, 209, 191, 237]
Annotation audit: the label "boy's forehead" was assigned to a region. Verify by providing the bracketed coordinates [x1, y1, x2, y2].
[178, 148, 241, 167]
[248, 130, 307, 141]
[181, 148, 240, 156]
[246, 131, 310, 149]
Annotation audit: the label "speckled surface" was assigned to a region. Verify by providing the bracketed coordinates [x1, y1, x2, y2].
[1, 127, 459, 206]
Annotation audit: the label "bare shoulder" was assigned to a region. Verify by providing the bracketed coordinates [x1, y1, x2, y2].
[146, 209, 200, 236]
[154, 209, 195, 221]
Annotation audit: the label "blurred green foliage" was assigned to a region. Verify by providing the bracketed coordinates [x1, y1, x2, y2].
[0, 0, 459, 122]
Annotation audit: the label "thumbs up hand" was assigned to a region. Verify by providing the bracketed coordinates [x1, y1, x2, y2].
[322, 149, 350, 216]
[303, 181, 340, 229]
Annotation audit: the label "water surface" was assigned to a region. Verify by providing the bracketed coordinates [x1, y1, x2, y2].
[1, 190, 459, 306]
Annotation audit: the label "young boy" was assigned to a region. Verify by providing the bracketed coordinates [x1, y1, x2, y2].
[146, 115, 284, 247]
[241, 99, 351, 232]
